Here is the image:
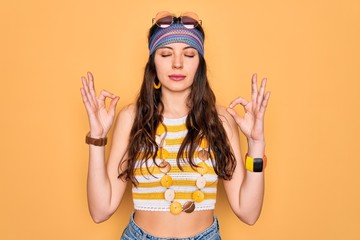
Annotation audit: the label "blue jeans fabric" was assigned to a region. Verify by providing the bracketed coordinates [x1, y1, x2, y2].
[120, 212, 221, 240]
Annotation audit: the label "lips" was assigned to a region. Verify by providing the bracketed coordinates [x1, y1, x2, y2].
[169, 74, 186, 81]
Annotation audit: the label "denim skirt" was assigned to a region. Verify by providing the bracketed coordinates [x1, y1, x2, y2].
[120, 212, 221, 240]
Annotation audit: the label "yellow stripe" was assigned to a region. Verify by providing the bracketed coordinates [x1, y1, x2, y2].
[134, 165, 216, 176]
[136, 151, 215, 161]
[165, 123, 187, 132]
[132, 192, 217, 200]
[165, 151, 215, 159]
[166, 137, 185, 145]
[137, 179, 218, 188]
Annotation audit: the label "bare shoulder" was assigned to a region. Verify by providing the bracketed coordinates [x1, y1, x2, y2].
[111, 103, 136, 142]
[216, 104, 238, 139]
[115, 103, 136, 127]
[216, 105, 229, 117]
[216, 105, 236, 126]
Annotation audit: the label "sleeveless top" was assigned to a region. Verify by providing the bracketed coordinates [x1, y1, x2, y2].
[132, 115, 218, 212]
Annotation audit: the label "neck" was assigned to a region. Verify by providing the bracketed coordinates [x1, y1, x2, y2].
[161, 89, 190, 118]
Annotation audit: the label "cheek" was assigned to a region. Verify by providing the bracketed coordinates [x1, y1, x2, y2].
[155, 63, 170, 82]
[189, 62, 199, 76]
[154, 62, 164, 77]
[155, 59, 170, 74]
[188, 56, 199, 74]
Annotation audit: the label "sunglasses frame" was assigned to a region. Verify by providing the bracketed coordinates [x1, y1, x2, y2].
[152, 11, 202, 29]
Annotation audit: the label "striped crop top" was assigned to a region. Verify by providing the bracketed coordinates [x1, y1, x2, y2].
[132, 115, 218, 213]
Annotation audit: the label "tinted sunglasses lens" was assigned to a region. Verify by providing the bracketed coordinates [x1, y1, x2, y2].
[181, 16, 198, 29]
[156, 16, 173, 28]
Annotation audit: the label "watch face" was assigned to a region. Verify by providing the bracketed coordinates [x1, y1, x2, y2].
[253, 158, 263, 172]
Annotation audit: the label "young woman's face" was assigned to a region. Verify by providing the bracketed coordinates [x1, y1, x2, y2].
[154, 42, 200, 93]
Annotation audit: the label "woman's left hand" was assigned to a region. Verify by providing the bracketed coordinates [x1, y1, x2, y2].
[226, 74, 270, 142]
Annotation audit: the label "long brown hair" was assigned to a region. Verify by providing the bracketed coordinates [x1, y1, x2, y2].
[118, 23, 236, 185]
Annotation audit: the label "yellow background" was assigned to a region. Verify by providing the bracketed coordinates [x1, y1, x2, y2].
[1, 0, 359, 239]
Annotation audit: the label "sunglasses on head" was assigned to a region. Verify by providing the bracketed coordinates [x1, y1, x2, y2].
[152, 11, 202, 29]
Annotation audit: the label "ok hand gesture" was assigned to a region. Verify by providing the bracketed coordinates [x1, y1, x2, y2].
[226, 74, 270, 143]
[80, 72, 119, 138]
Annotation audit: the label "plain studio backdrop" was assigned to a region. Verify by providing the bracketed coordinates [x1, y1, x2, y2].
[1, 0, 359, 239]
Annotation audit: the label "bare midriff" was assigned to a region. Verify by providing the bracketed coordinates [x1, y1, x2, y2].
[133, 209, 215, 238]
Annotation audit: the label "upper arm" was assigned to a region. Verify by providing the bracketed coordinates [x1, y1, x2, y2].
[106, 103, 136, 212]
[217, 105, 245, 215]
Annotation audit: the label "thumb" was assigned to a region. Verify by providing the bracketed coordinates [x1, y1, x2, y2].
[226, 107, 236, 116]
[226, 107, 242, 125]
[109, 96, 120, 112]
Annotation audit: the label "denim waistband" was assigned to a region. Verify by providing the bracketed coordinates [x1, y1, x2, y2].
[120, 212, 221, 240]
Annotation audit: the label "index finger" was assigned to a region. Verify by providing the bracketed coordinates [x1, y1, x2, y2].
[229, 96, 249, 108]
[98, 89, 116, 101]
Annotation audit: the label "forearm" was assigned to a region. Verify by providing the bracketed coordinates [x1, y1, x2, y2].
[238, 170, 264, 225]
[238, 140, 265, 225]
[87, 145, 112, 222]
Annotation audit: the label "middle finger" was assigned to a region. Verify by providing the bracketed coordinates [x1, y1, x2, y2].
[87, 72, 97, 99]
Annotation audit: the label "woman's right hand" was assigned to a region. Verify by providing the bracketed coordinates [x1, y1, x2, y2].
[80, 72, 119, 138]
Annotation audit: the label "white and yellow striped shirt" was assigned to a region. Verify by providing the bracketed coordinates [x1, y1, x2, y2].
[132, 115, 218, 212]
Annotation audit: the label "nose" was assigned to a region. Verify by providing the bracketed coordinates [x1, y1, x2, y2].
[172, 54, 183, 69]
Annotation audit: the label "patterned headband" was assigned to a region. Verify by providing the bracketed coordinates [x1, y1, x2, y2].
[148, 24, 204, 56]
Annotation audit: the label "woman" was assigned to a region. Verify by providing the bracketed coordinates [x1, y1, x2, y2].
[80, 11, 270, 240]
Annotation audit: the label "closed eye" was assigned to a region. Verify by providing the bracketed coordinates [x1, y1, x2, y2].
[161, 54, 172, 57]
